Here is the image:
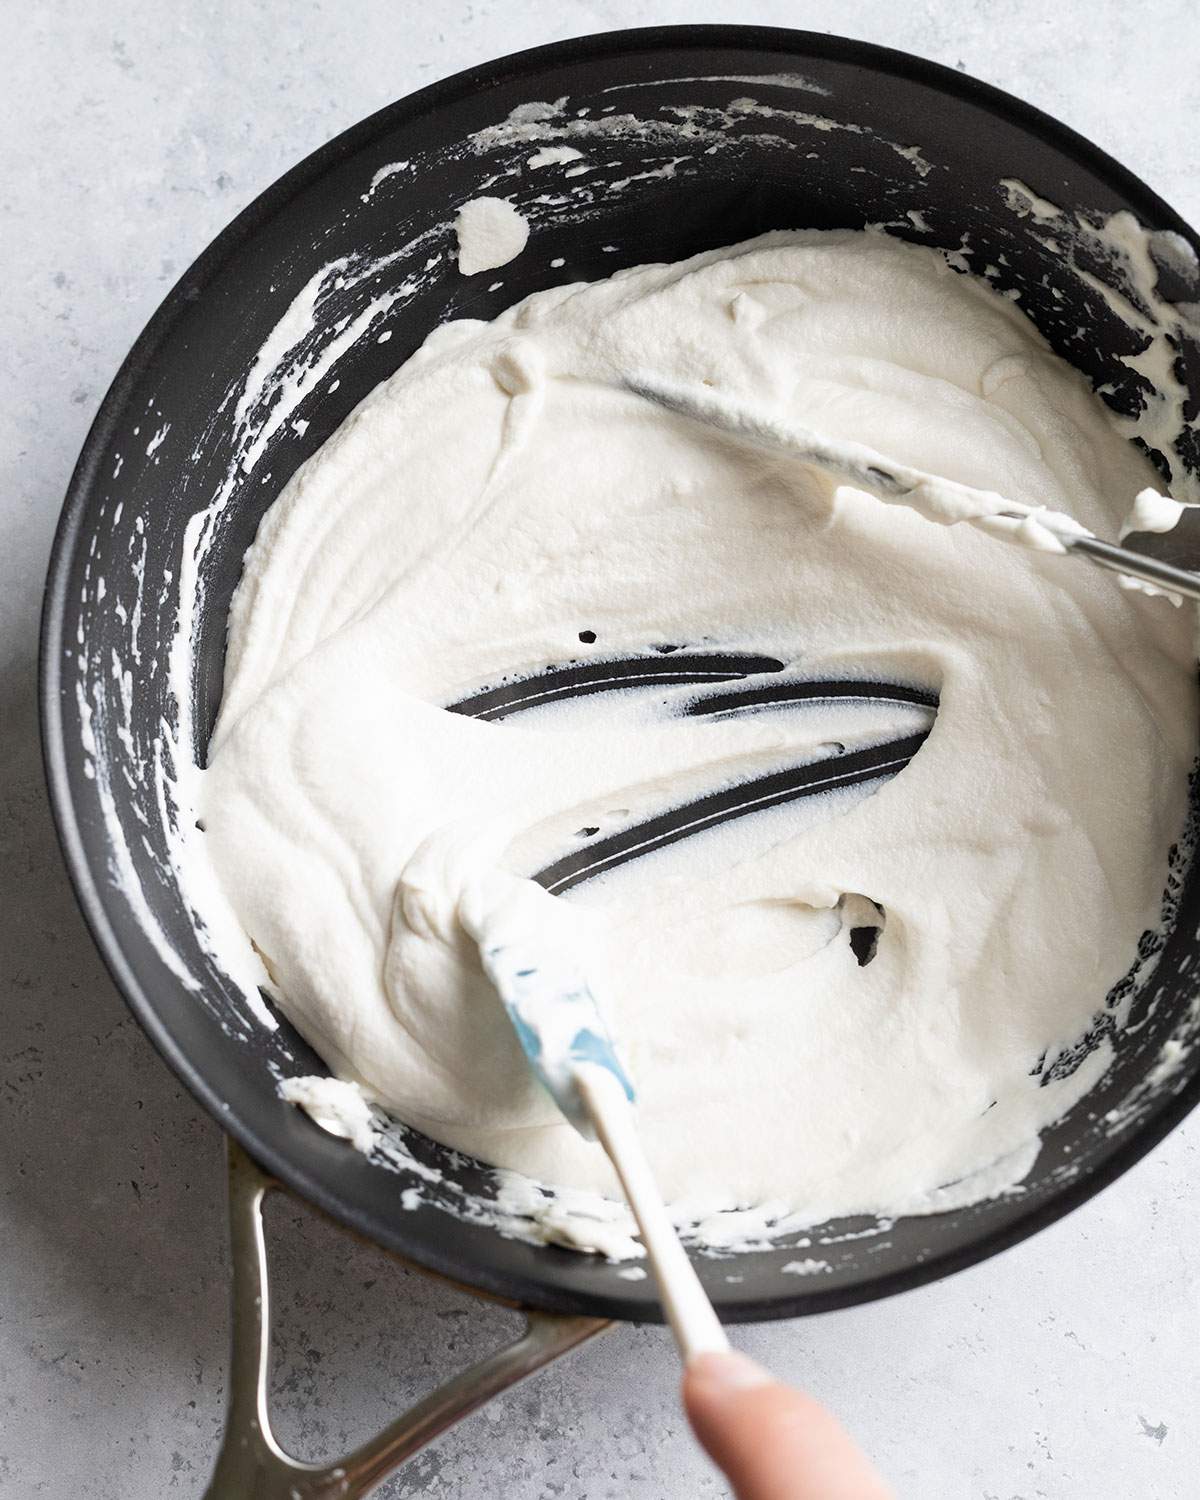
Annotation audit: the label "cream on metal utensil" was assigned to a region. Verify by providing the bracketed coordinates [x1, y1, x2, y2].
[629, 373, 1200, 603]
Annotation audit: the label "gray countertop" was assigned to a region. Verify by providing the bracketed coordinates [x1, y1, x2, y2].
[3, 2, 1199, 1495]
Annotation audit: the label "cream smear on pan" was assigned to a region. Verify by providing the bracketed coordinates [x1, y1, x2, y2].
[199, 227, 1196, 1246]
[455, 197, 530, 274]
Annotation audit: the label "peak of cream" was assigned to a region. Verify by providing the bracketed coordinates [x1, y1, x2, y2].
[200, 229, 1196, 1251]
[1120, 487, 1188, 540]
[1116, 490, 1192, 604]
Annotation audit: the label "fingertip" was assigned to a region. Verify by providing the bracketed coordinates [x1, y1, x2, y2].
[682, 1354, 895, 1500]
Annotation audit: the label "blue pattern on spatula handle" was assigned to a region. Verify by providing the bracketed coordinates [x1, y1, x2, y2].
[476, 934, 636, 1138]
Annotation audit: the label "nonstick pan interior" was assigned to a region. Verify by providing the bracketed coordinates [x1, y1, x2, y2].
[41, 26, 1200, 1322]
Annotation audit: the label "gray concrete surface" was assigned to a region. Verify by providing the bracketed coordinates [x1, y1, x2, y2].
[3, 2, 1199, 1495]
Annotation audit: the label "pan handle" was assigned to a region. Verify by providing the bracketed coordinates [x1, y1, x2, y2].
[202, 1139, 611, 1499]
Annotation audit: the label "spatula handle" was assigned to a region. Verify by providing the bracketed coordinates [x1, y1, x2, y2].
[575, 1064, 730, 1362]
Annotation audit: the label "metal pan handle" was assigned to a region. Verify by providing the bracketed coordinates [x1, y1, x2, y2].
[202, 1140, 610, 1499]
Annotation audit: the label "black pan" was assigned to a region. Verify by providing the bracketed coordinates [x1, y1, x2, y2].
[40, 26, 1200, 1335]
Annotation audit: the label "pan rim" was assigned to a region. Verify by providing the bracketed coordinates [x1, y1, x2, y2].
[39, 22, 1200, 1322]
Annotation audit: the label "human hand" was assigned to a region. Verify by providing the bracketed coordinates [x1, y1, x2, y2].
[684, 1351, 894, 1499]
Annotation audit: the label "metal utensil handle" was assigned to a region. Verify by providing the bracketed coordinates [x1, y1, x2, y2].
[202, 1140, 610, 1499]
[1065, 534, 1200, 602]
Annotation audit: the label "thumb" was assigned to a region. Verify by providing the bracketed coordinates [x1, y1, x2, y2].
[683, 1350, 894, 1500]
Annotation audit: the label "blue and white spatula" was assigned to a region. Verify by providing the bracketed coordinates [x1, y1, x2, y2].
[460, 873, 729, 1361]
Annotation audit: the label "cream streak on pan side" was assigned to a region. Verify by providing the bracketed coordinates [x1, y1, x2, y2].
[199, 229, 1197, 1238]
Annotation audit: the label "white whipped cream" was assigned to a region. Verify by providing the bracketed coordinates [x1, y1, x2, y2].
[455, 196, 529, 275]
[1116, 489, 1192, 603]
[202, 229, 1196, 1240]
[1120, 488, 1187, 539]
[278, 1074, 378, 1153]
[528, 145, 585, 170]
